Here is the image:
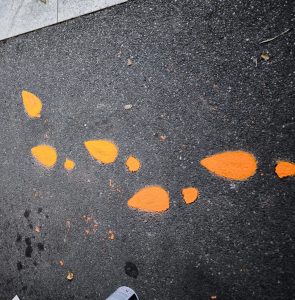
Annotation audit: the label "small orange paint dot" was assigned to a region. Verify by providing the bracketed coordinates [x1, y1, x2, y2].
[128, 185, 170, 213]
[64, 159, 75, 171]
[126, 156, 141, 172]
[275, 161, 295, 178]
[182, 187, 199, 204]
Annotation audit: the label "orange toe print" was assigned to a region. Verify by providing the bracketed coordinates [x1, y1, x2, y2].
[22, 90, 42, 118]
[126, 156, 141, 173]
[128, 185, 170, 213]
[64, 159, 75, 171]
[84, 140, 118, 164]
[31, 145, 57, 169]
[200, 151, 257, 181]
[275, 161, 295, 178]
[182, 187, 199, 204]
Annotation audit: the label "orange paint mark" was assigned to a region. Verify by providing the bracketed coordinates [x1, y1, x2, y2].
[64, 159, 75, 171]
[22, 90, 42, 118]
[126, 156, 141, 172]
[200, 151, 257, 181]
[275, 161, 295, 178]
[108, 230, 115, 240]
[31, 145, 57, 169]
[84, 140, 118, 164]
[128, 185, 170, 213]
[182, 187, 199, 204]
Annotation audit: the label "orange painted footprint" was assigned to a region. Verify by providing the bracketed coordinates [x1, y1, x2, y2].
[22, 90, 294, 215]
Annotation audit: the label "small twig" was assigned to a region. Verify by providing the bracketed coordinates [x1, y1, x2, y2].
[259, 28, 292, 44]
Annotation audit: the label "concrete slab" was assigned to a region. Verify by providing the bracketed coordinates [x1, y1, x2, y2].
[0, 0, 58, 41]
[58, 0, 128, 22]
[0, 0, 128, 41]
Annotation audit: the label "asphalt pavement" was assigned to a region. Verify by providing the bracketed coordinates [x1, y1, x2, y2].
[0, 0, 294, 299]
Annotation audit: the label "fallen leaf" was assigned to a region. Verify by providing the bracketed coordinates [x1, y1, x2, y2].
[67, 271, 74, 281]
[34, 226, 41, 233]
[124, 104, 133, 110]
[127, 58, 133, 66]
[108, 230, 115, 240]
[260, 51, 270, 61]
[160, 135, 167, 141]
[59, 260, 64, 267]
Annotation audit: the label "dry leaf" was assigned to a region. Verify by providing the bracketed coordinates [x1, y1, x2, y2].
[160, 135, 167, 141]
[127, 58, 133, 66]
[67, 271, 74, 281]
[124, 104, 133, 110]
[34, 226, 41, 233]
[59, 260, 64, 267]
[260, 51, 270, 61]
[108, 230, 115, 240]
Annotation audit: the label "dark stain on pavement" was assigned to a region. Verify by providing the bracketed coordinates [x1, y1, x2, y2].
[17, 261, 23, 271]
[37, 243, 44, 251]
[24, 209, 31, 218]
[25, 237, 33, 258]
[124, 262, 139, 278]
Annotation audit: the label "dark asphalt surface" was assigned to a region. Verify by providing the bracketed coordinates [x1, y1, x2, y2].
[0, 0, 295, 299]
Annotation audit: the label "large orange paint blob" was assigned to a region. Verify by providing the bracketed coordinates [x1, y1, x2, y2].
[275, 161, 295, 178]
[182, 187, 199, 204]
[200, 151, 257, 181]
[84, 140, 118, 164]
[126, 156, 141, 172]
[31, 145, 57, 168]
[22, 90, 42, 118]
[128, 186, 170, 212]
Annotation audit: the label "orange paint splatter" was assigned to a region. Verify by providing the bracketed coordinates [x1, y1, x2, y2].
[126, 156, 141, 172]
[84, 140, 118, 164]
[31, 145, 57, 169]
[182, 187, 199, 204]
[200, 151, 257, 181]
[22, 90, 42, 118]
[108, 230, 115, 240]
[128, 185, 170, 213]
[275, 161, 295, 178]
[64, 159, 75, 171]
